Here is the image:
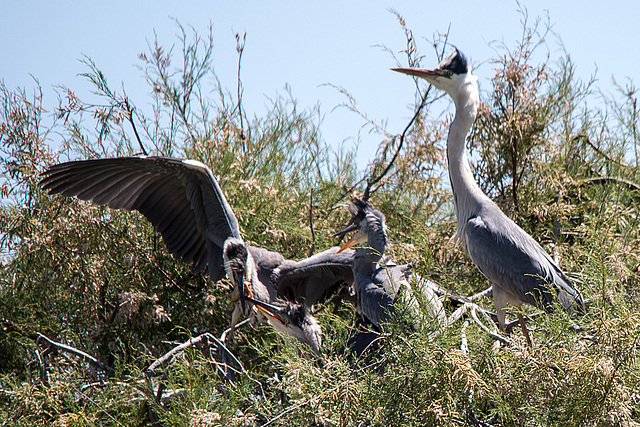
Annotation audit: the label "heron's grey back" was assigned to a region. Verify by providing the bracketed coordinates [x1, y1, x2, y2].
[464, 203, 583, 312]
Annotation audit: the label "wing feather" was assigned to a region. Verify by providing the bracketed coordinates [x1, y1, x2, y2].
[273, 247, 354, 305]
[464, 204, 583, 312]
[41, 156, 240, 282]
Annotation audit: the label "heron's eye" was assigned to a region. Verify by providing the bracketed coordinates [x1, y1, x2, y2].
[446, 70, 453, 77]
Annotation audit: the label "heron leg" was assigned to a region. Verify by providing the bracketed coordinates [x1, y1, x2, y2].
[227, 304, 242, 344]
[492, 284, 508, 331]
[516, 312, 533, 346]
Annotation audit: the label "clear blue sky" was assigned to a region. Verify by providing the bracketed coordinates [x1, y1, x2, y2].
[1, 1, 638, 167]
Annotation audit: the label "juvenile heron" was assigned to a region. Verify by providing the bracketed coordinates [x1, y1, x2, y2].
[273, 245, 355, 307]
[246, 296, 322, 355]
[393, 49, 584, 344]
[336, 198, 445, 329]
[41, 156, 352, 354]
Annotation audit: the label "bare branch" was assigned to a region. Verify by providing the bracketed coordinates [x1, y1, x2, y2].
[580, 176, 640, 193]
[362, 30, 451, 201]
[469, 305, 511, 345]
[235, 31, 247, 141]
[123, 97, 148, 155]
[469, 286, 493, 302]
[146, 332, 241, 376]
[363, 86, 431, 201]
[36, 333, 115, 375]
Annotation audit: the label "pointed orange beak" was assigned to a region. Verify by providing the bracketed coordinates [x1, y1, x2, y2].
[246, 296, 287, 324]
[336, 228, 367, 253]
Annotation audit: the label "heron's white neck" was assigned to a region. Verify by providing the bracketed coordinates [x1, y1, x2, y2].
[446, 76, 489, 241]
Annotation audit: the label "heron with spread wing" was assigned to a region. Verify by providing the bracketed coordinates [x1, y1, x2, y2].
[41, 156, 352, 354]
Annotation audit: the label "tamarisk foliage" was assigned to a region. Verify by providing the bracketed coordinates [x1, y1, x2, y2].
[2, 12, 640, 426]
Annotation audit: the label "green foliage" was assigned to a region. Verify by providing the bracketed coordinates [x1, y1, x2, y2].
[2, 12, 640, 427]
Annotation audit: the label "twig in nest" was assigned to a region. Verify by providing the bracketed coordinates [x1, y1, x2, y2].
[469, 286, 492, 302]
[460, 320, 470, 355]
[147, 333, 242, 377]
[219, 317, 252, 344]
[446, 302, 510, 345]
[36, 333, 115, 376]
[468, 305, 511, 346]
[146, 330, 265, 401]
[445, 296, 497, 326]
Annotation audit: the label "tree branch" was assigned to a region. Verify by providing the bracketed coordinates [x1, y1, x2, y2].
[36, 333, 115, 375]
[123, 97, 147, 155]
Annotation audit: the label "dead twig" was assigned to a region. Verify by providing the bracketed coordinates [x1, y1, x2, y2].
[36, 333, 115, 376]
[146, 331, 266, 402]
[146, 332, 242, 377]
[580, 176, 640, 193]
[219, 317, 252, 344]
[469, 305, 511, 346]
[362, 25, 454, 201]
[123, 97, 147, 155]
[234, 32, 247, 141]
[460, 320, 470, 355]
[469, 287, 493, 302]
[362, 86, 431, 201]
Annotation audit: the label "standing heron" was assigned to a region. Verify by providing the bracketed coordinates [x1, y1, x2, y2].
[392, 49, 584, 344]
[40, 156, 352, 354]
[336, 198, 445, 330]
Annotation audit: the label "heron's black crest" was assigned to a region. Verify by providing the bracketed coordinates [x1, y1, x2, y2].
[349, 198, 386, 228]
[439, 48, 468, 75]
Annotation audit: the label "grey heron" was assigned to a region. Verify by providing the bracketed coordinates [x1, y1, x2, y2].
[273, 245, 355, 307]
[245, 296, 322, 355]
[336, 198, 445, 330]
[40, 156, 352, 354]
[393, 49, 584, 344]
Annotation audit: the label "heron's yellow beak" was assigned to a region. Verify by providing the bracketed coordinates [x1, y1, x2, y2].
[336, 228, 367, 253]
[392, 67, 432, 76]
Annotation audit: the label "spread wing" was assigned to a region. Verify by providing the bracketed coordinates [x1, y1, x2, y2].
[464, 204, 583, 313]
[40, 156, 241, 282]
[273, 246, 355, 306]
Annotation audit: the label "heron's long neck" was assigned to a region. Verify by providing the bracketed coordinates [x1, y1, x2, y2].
[446, 79, 487, 240]
[354, 215, 386, 276]
[246, 254, 270, 302]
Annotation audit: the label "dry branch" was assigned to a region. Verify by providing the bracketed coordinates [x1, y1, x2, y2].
[36, 333, 115, 376]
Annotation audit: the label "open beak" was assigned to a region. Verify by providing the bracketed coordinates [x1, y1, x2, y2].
[334, 222, 357, 239]
[245, 296, 288, 325]
[335, 228, 368, 253]
[233, 270, 248, 314]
